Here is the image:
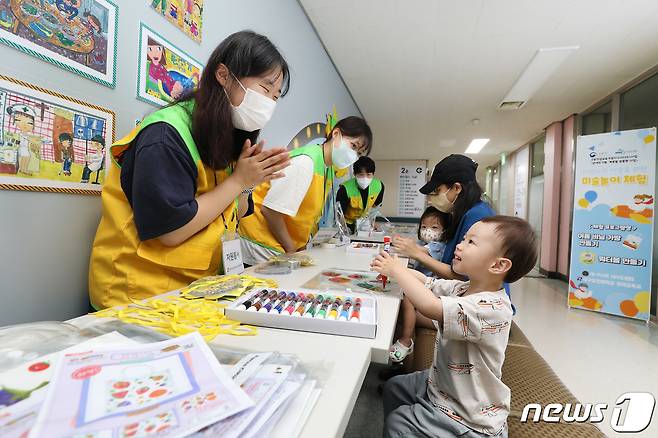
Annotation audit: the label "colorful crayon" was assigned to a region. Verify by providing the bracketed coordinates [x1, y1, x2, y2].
[328, 296, 343, 320]
[248, 290, 277, 311]
[339, 298, 353, 321]
[285, 293, 305, 315]
[261, 291, 287, 313]
[304, 294, 324, 318]
[315, 296, 333, 319]
[350, 298, 362, 321]
[275, 292, 296, 313]
[238, 289, 268, 310]
[294, 294, 314, 317]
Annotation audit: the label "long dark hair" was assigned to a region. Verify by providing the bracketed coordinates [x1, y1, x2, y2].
[176, 30, 290, 169]
[442, 180, 486, 241]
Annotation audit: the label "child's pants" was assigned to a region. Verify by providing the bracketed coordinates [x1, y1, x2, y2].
[382, 370, 507, 438]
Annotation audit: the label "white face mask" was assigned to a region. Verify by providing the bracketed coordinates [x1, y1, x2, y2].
[331, 132, 359, 169]
[420, 228, 441, 243]
[227, 74, 276, 132]
[356, 176, 372, 190]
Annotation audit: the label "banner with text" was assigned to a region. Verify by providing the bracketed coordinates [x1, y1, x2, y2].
[569, 128, 655, 321]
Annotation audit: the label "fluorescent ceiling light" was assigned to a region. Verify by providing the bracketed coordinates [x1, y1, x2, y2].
[465, 138, 490, 154]
[500, 46, 579, 109]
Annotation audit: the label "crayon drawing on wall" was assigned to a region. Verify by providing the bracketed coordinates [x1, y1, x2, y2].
[150, 0, 203, 43]
[137, 23, 202, 107]
[0, 74, 115, 194]
[0, 0, 118, 87]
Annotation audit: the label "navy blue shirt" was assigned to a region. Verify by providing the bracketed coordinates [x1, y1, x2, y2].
[120, 122, 252, 241]
[441, 201, 513, 311]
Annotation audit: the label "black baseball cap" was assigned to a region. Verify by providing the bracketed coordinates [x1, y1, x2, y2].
[419, 154, 478, 194]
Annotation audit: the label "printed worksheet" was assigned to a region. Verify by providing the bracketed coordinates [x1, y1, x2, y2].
[0, 332, 134, 438]
[29, 332, 253, 438]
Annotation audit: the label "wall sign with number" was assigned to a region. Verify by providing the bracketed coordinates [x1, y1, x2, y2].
[397, 165, 426, 217]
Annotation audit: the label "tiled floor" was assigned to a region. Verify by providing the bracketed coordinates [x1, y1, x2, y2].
[345, 277, 658, 437]
[511, 277, 658, 438]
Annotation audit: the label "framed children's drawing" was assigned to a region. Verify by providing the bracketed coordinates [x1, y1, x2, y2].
[0, 0, 119, 88]
[137, 23, 202, 107]
[0, 74, 115, 195]
[150, 0, 203, 43]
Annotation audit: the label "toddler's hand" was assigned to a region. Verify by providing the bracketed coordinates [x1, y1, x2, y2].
[371, 251, 400, 277]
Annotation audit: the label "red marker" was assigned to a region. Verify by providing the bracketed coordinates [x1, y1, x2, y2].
[382, 236, 391, 288]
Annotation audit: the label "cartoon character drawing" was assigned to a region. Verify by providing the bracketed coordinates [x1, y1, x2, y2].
[7, 103, 37, 175]
[481, 404, 504, 417]
[477, 298, 504, 310]
[457, 303, 469, 338]
[80, 135, 104, 184]
[58, 132, 74, 176]
[447, 363, 474, 375]
[82, 11, 102, 37]
[569, 280, 592, 299]
[147, 38, 188, 100]
[56, 0, 81, 21]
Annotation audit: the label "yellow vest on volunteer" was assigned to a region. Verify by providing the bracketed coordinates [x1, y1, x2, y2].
[88, 101, 237, 309]
[341, 177, 383, 224]
[239, 143, 332, 253]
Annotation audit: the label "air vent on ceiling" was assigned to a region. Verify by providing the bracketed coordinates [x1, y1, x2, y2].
[499, 101, 526, 111]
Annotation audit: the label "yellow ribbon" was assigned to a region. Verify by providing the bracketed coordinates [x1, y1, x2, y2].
[93, 295, 258, 342]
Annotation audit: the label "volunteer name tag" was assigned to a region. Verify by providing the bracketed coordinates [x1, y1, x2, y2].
[222, 238, 244, 275]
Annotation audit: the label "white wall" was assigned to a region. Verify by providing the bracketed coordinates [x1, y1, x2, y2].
[0, 0, 359, 325]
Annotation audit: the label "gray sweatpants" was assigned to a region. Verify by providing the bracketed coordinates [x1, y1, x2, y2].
[382, 370, 507, 438]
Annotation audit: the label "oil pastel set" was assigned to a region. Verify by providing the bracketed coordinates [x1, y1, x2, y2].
[225, 288, 377, 339]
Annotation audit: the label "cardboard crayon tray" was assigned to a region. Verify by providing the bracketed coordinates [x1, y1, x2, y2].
[225, 288, 377, 339]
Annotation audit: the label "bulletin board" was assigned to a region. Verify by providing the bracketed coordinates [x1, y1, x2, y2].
[375, 159, 428, 219]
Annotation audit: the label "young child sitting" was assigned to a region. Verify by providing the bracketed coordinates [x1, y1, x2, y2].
[371, 215, 538, 437]
[389, 207, 450, 362]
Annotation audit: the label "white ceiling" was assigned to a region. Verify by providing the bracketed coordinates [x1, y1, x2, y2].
[298, 0, 658, 166]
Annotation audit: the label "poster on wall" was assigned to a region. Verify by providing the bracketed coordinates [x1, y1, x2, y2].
[137, 23, 203, 107]
[397, 165, 426, 217]
[150, 0, 203, 43]
[568, 128, 655, 321]
[0, 74, 115, 194]
[0, 0, 118, 88]
[513, 146, 529, 218]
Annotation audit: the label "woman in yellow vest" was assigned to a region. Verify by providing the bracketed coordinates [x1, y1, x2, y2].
[88, 31, 291, 309]
[239, 117, 373, 264]
[336, 156, 384, 233]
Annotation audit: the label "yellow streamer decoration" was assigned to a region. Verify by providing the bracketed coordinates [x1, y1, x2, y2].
[92, 274, 278, 342]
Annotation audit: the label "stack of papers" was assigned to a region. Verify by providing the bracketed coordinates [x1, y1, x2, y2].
[0, 332, 319, 438]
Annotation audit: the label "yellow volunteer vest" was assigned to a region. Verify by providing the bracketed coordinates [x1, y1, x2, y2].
[341, 177, 383, 224]
[239, 143, 332, 253]
[88, 101, 237, 309]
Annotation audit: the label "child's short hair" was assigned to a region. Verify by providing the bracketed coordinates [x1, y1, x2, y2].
[417, 206, 450, 241]
[480, 215, 538, 283]
[59, 132, 73, 142]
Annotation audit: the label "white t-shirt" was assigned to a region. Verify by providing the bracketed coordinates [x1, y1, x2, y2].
[241, 154, 315, 265]
[424, 277, 513, 436]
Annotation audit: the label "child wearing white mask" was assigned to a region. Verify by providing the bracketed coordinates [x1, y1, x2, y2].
[336, 156, 385, 233]
[240, 117, 373, 264]
[388, 207, 449, 363]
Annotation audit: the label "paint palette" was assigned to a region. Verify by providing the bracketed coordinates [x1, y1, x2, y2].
[301, 268, 398, 294]
[225, 288, 377, 339]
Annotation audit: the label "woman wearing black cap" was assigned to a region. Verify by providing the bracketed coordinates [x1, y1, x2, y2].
[393, 154, 496, 280]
